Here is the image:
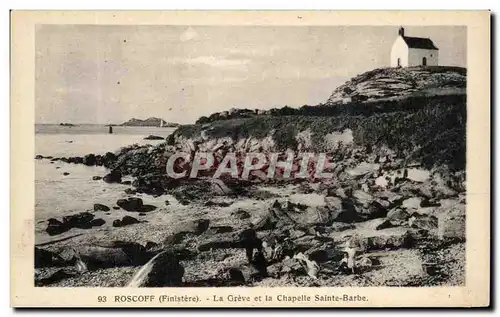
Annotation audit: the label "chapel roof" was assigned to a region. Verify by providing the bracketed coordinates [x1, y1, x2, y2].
[402, 36, 439, 50]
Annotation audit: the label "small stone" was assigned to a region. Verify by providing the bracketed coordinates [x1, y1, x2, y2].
[121, 216, 140, 226]
[144, 135, 165, 140]
[93, 204, 110, 212]
[90, 218, 106, 226]
[116, 197, 143, 212]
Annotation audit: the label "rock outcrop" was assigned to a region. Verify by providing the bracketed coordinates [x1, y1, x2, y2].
[45, 212, 106, 236]
[326, 66, 466, 105]
[121, 117, 179, 127]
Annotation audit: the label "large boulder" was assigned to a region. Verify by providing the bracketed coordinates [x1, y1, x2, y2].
[332, 225, 416, 251]
[44, 241, 158, 269]
[45, 212, 101, 235]
[46, 218, 69, 236]
[402, 197, 423, 210]
[127, 250, 184, 287]
[346, 162, 380, 178]
[324, 196, 342, 211]
[291, 206, 332, 226]
[329, 197, 361, 222]
[103, 170, 122, 184]
[373, 191, 404, 205]
[67, 156, 84, 164]
[62, 212, 95, 229]
[90, 218, 106, 227]
[83, 154, 97, 166]
[353, 190, 373, 206]
[409, 214, 438, 231]
[406, 168, 431, 182]
[366, 230, 415, 250]
[216, 267, 246, 286]
[359, 203, 389, 221]
[279, 257, 305, 275]
[386, 208, 411, 221]
[103, 152, 118, 168]
[360, 229, 415, 251]
[35, 247, 60, 268]
[121, 216, 140, 226]
[113, 216, 140, 227]
[116, 198, 144, 212]
[365, 218, 395, 231]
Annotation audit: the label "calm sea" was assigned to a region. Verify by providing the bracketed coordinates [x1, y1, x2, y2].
[35, 124, 176, 239]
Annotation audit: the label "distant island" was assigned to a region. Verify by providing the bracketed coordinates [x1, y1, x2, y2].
[120, 117, 179, 127]
[59, 123, 77, 127]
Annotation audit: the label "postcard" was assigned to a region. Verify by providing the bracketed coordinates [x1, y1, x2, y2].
[10, 10, 490, 307]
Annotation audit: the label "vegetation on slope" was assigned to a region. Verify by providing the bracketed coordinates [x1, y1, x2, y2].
[170, 95, 466, 171]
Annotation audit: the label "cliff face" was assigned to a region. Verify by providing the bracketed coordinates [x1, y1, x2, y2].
[121, 117, 179, 127]
[168, 98, 466, 171]
[325, 66, 466, 105]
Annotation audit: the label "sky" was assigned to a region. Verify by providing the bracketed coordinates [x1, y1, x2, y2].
[35, 25, 466, 124]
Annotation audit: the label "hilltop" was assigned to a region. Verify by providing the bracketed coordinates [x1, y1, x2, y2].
[195, 66, 466, 126]
[326, 66, 466, 105]
[121, 117, 179, 127]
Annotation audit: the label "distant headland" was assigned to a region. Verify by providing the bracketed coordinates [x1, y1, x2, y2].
[120, 117, 179, 127]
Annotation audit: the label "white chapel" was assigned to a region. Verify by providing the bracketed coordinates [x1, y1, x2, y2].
[390, 27, 439, 67]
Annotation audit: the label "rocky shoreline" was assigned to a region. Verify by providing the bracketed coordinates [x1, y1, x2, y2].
[34, 66, 467, 287]
[34, 134, 466, 287]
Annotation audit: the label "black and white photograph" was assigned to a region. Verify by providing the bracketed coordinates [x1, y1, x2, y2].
[32, 23, 469, 288]
[9, 10, 491, 308]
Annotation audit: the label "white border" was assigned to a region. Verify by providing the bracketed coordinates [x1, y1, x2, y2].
[4, 1, 497, 316]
